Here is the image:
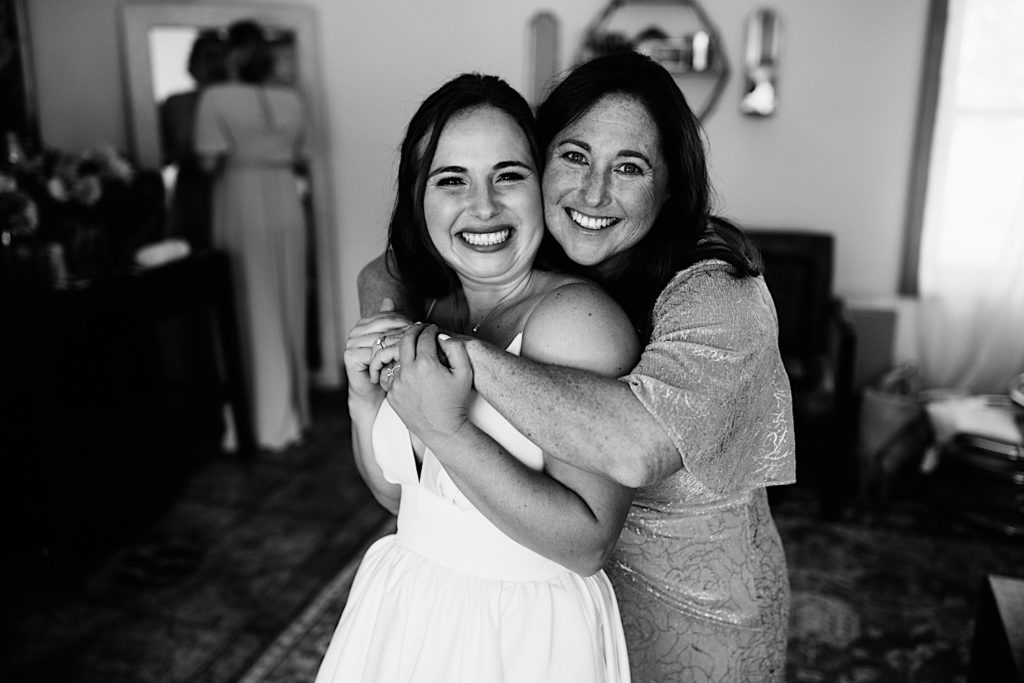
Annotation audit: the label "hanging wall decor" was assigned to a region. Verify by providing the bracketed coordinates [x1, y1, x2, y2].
[577, 0, 730, 121]
[740, 8, 781, 117]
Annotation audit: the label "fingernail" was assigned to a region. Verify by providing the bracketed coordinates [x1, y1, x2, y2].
[438, 334, 451, 341]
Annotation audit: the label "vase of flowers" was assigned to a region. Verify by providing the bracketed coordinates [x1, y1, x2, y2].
[1, 134, 166, 286]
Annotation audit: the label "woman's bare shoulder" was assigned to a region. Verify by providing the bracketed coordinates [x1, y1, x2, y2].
[521, 274, 639, 377]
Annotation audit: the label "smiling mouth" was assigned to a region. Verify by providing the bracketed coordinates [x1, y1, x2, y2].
[567, 208, 619, 231]
[459, 228, 512, 247]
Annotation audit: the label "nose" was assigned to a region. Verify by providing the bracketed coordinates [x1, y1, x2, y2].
[470, 183, 500, 220]
[580, 167, 609, 207]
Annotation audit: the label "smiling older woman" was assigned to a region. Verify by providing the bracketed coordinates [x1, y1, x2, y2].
[364, 52, 796, 682]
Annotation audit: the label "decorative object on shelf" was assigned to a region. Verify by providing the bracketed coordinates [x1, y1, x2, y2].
[527, 11, 560, 107]
[577, 0, 730, 121]
[740, 8, 781, 117]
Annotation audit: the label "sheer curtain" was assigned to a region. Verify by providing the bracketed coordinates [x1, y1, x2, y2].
[918, 0, 1024, 393]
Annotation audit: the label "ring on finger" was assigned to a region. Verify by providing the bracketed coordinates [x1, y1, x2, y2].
[384, 363, 401, 381]
[373, 335, 387, 351]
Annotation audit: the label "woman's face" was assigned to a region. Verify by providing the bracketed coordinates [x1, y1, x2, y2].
[423, 105, 543, 288]
[542, 94, 670, 277]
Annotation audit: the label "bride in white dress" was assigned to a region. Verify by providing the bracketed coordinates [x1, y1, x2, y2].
[316, 73, 638, 682]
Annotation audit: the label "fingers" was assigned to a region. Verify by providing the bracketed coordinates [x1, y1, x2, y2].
[378, 360, 401, 393]
[415, 324, 441, 363]
[398, 322, 425, 370]
[347, 321, 412, 354]
[369, 345, 401, 384]
[439, 335, 471, 373]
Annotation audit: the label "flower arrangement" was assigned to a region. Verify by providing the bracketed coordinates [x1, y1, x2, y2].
[45, 145, 136, 208]
[2, 134, 165, 287]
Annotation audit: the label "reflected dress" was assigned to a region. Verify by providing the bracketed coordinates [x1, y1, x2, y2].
[609, 261, 796, 682]
[194, 83, 310, 450]
[316, 335, 631, 683]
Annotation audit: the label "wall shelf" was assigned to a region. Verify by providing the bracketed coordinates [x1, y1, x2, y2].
[577, 0, 730, 121]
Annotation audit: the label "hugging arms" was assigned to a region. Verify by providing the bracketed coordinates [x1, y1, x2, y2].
[358, 253, 683, 488]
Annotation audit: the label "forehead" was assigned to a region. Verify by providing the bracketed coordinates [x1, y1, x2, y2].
[431, 105, 531, 162]
[561, 94, 661, 153]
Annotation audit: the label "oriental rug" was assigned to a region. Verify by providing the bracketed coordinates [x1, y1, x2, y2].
[240, 485, 1024, 683]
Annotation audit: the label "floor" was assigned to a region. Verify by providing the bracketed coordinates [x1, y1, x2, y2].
[4, 389, 1023, 682]
[3, 390, 392, 683]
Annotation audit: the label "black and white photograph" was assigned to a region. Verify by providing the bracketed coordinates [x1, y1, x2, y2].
[3, 1, 1023, 682]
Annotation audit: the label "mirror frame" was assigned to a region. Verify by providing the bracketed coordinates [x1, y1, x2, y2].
[120, 1, 342, 385]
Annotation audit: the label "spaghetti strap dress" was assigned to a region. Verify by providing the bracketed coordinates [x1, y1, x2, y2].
[315, 334, 631, 683]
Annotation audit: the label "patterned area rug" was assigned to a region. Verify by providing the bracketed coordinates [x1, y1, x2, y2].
[777, 488, 1024, 683]
[241, 487, 1024, 683]
[236, 518, 396, 683]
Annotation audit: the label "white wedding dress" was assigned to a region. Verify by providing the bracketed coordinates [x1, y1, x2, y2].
[314, 334, 630, 682]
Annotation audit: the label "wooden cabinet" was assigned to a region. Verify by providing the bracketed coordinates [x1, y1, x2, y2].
[1, 251, 252, 575]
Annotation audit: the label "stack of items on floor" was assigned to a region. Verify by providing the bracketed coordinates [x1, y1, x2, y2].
[924, 378, 1024, 535]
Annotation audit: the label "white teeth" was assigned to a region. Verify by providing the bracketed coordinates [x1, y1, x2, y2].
[568, 209, 617, 230]
[460, 229, 511, 246]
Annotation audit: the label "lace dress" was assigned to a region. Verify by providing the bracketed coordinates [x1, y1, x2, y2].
[608, 261, 796, 682]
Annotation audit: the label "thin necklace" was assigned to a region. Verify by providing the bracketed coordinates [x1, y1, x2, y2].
[469, 273, 533, 334]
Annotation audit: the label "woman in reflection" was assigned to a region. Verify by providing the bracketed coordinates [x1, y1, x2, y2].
[195, 18, 310, 451]
[158, 29, 226, 250]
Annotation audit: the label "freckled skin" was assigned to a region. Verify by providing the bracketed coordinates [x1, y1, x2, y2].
[542, 94, 670, 280]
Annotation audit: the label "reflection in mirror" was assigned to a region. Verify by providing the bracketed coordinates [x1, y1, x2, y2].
[121, 3, 342, 396]
[147, 25, 301, 249]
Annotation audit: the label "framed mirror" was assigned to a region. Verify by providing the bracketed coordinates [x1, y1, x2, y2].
[120, 1, 342, 386]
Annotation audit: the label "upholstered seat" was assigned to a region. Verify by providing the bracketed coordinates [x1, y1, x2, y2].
[748, 229, 857, 517]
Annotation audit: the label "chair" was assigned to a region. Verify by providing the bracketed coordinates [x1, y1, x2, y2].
[747, 229, 857, 517]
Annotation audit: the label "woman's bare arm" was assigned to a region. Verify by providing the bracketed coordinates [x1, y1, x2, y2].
[385, 284, 640, 575]
[357, 252, 422, 318]
[463, 340, 681, 488]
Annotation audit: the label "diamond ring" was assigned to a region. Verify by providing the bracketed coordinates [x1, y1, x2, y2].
[372, 335, 387, 351]
[384, 363, 401, 382]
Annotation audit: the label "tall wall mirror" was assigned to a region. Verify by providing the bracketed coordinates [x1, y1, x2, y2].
[120, 1, 342, 386]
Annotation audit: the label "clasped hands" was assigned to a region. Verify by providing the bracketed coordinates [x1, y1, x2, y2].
[344, 298, 474, 440]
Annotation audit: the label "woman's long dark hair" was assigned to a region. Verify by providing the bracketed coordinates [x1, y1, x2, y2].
[386, 73, 542, 299]
[536, 51, 761, 338]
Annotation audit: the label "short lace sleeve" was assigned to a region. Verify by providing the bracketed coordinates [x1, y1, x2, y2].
[623, 262, 796, 494]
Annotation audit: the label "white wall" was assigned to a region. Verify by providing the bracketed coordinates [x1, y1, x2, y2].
[26, 0, 930, 349]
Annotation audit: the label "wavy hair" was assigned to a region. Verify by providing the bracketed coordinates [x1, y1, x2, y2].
[535, 51, 761, 338]
[387, 73, 541, 298]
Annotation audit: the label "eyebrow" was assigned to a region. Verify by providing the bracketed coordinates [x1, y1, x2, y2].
[557, 138, 653, 166]
[428, 159, 532, 178]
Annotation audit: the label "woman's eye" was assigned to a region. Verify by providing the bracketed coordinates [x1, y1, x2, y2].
[495, 170, 526, 183]
[435, 176, 465, 187]
[562, 151, 587, 165]
[616, 162, 643, 176]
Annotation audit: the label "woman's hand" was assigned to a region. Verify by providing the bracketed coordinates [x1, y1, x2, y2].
[344, 298, 413, 408]
[380, 323, 473, 442]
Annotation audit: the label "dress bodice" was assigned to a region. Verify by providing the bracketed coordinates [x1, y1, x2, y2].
[369, 334, 565, 581]
[372, 333, 540, 503]
[195, 83, 305, 165]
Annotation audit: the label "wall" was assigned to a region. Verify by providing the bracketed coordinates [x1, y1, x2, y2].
[25, 0, 930, 349]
